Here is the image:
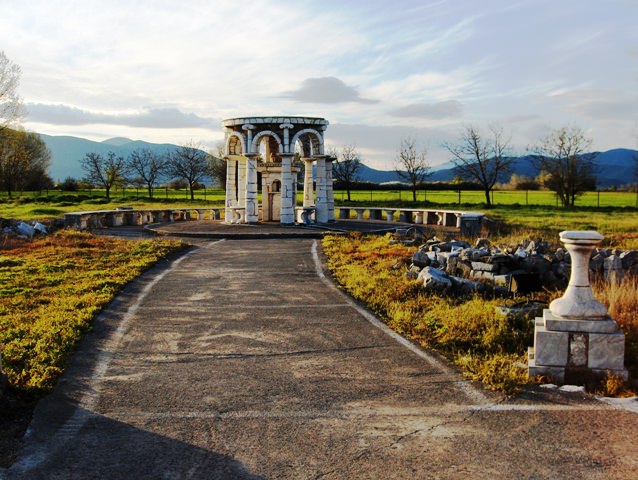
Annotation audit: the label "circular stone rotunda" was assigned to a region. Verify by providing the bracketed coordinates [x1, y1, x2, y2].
[222, 116, 334, 224]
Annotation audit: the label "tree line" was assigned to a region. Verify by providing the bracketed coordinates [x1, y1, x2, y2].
[3, 50, 637, 207]
[78, 144, 225, 200]
[0, 51, 54, 197]
[331, 125, 637, 208]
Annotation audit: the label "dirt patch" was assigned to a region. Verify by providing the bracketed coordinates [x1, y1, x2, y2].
[0, 388, 37, 468]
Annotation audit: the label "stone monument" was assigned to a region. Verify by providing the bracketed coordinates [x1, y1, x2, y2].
[528, 231, 628, 384]
[221, 116, 334, 225]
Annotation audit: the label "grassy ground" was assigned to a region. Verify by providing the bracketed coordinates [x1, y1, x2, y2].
[322, 233, 637, 396]
[335, 189, 638, 208]
[3, 187, 637, 220]
[0, 231, 188, 393]
[0, 230, 188, 467]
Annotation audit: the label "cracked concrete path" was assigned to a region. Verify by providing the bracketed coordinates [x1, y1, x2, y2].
[3, 239, 637, 479]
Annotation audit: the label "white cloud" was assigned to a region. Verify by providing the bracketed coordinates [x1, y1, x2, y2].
[282, 77, 378, 105]
[0, 0, 636, 162]
[389, 100, 463, 120]
[25, 104, 215, 129]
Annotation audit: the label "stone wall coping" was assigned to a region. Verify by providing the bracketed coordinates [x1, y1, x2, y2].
[223, 116, 329, 127]
[65, 207, 221, 216]
[542, 310, 619, 334]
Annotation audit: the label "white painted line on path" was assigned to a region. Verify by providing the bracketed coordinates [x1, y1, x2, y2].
[310, 240, 489, 406]
[10, 241, 224, 474]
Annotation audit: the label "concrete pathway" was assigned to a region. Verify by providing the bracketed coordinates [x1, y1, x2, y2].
[3, 239, 637, 479]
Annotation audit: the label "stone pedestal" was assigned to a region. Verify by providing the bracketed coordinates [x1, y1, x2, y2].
[528, 231, 628, 384]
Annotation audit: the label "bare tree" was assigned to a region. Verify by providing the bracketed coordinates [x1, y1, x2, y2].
[0, 129, 51, 197]
[208, 141, 227, 189]
[0, 51, 23, 130]
[126, 148, 166, 198]
[444, 125, 514, 207]
[531, 126, 595, 207]
[166, 142, 211, 200]
[331, 145, 362, 201]
[80, 151, 126, 199]
[394, 137, 431, 202]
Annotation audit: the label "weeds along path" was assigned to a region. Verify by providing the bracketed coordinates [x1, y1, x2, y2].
[4, 238, 637, 480]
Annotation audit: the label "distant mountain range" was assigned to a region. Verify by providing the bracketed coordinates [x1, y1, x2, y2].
[41, 134, 183, 183]
[350, 149, 638, 188]
[40, 134, 638, 189]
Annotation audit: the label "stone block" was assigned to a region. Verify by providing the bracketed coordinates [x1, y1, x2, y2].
[543, 310, 619, 334]
[620, 250, 638, 269]
[471, 261, 498, 272]
[588, 332, 626, 370]
[493, 274, 511, 286]
[411, 250, 431, 268]
[568, 333, 588, 366]
[527, 357, 566, 383]
[418, 266, 452, 292]
[533, 326, 569, 366]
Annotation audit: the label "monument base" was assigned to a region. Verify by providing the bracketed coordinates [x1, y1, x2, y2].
[528, 310, 628, 384]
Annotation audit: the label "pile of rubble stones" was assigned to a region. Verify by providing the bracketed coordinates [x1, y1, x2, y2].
[405, 237, 638, 295]
[0, 218, 62, 241]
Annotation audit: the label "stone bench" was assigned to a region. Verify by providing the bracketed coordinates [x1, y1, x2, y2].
[64, 208, 221, 230]
[338, 207, 350, 220]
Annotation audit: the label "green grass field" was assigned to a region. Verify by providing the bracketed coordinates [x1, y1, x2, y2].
[334, 188, 638, 208]
[1, 188, 637, 248]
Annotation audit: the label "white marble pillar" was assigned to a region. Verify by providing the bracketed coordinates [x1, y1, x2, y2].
[303, 158, 314, 207]
[280, 154, 295, 224]
[237, 159, 247, 213]
[315, 156, 328, 223]
[224, 158, 237, 223]
[549, 231, 608, 319]
[326, 157, 335, 222]
[245, 155, 258, 223]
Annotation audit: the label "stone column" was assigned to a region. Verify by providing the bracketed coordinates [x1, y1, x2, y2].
[303, 158, 314, 207]
[315, 156, 328, 223]
[528, 230, 628, 384]
[280, 121, 293, 153]
[326, 157, 335, 222]
[245, 154, 258, 223]
[261, 172, 270, 222]
[242, 124, 255, 153]
[224, 158, 237, 223]
[237, 159, 247, 213]
[280, 154, 295, 224]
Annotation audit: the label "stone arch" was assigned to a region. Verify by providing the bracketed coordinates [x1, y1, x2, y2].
[290, 128, 324, 157]
[222, 116, 330, 225]
[252, 130, 283, 157]
[226, 132, 246, 156]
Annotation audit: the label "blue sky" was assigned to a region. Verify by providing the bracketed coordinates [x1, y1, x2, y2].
[1, 0, 637, 168]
